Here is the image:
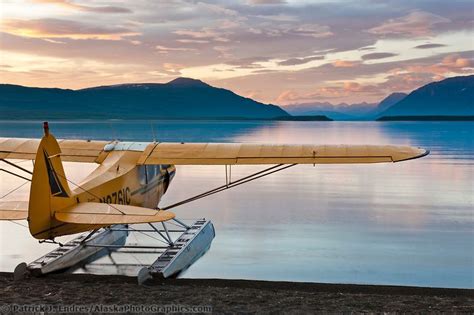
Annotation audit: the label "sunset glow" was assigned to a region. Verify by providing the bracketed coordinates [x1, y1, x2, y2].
[1, 0, 473, 104]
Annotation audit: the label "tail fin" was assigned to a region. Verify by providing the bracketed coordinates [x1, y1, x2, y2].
[29, 122, 76, 239]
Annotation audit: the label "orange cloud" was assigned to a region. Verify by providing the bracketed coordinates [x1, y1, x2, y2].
[441, 54, 471, 68]
[276, 90, 300, 103]
[243, 90, 263, 101]
[379, 73, 440, 92]
[276, 81, 381, 104]
[1, 18, 139, 40]
[155, 45, 196, 54]
[332, 60, 359, 68]
[342, 82, 379, 94]
[32, 0, 131, 13]
[368, 11, 450, 36]
[343, 82, 363, 92]
[315, 86, 343, 97]
[406, 54, 472, 75]
[163, 63, 185, 75]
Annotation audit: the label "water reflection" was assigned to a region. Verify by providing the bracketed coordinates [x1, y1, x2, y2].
[0, 120, 273, 142]
[0, 121, 472, 288]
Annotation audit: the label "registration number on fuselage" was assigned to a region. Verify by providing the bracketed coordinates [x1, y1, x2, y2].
[99, 187, 131, 205]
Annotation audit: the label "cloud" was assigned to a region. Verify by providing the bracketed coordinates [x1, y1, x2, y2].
[414, 43, 446, 49]
[252, 69, 278, 74]
[288, 24, 333, 39]
[176, 39, 210, 44]
[252, 14, 297, 22]
[379, 72, 438, 92]
[155, 45, 196, 54]
[332, 60, 360, 68]
[226, 56, 269, 69]
[376, 53, 473, 91]
[276, 90, 301, 103]
[368, 11, 450, 36]
[441, 54, 472, 68]
[244, 23, 333, 39]
[275, 81, 380, 104]
[342, 82, 379, 93]
[43, 38, 66, 44]
[243, 90, 264, 100]
[1, 18, 139, 40]
[174, 28, 229, 42]
[213, 50, 474, 105]
[163, 63, 184, 75]
[248, 0, 286, 4]
[278, 56, 324, 66]
[2, 1, 474, 104]
[361, 52, 398, 60]
[32, 0, 131, 13]
[199, 2, 240, 17]
[392, 54, 472, 79]
[213, 46, 233, 59]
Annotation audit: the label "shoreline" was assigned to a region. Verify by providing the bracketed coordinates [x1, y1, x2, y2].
[1, 272, 472, 312]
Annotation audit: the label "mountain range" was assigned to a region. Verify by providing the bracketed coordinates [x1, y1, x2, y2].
[377, 75, 474, 118]
[0, 75, 472, 121]
[0, 78, 289, 120]
[282, 93, 408, 120]
[282, 101, 378, 120]
[283, 76, 473, 120]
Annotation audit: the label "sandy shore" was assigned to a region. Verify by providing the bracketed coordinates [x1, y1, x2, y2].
[0, 272, 472, 313]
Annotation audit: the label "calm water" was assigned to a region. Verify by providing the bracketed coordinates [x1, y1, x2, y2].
[0, 120, 472, 288]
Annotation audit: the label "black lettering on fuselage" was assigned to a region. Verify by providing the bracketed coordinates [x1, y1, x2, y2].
[99, 187, 131, 205]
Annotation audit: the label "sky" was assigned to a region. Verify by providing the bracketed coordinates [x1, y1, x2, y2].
[0, 0, 473, 105]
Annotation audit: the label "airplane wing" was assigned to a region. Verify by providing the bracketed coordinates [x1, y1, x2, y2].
[0, 201, 28, 220]
[54, 202, 175, 225]
[1, 138, 429, 165]
[0, 138, 110, 163]
[139, 143, 429, 165]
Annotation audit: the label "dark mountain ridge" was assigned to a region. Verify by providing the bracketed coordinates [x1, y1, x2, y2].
[373, 92, 407, 114]
[0, 78, 289, 120]
[378, 75, 474, 118]
[2, 75, 472, 121]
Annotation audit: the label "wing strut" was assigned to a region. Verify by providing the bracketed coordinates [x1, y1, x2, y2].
[1, 159, 33, 175]
[0, 159, 32, 201]
[0, 159, 32, 181]
[0, 168, 31, 182]
[160, 164, 297, 211]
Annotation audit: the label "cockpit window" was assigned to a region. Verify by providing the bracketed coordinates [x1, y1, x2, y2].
[146, 165, 159, 183]
[138, 165, 147, 185]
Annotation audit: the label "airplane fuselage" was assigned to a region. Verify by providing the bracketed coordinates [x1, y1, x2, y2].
[46, 150, 176, 238]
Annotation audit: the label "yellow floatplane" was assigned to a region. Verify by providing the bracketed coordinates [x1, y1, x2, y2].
[0, 122, 429, 283]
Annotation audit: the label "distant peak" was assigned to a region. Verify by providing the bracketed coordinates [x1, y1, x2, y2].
[378, 92, 407, 105]
[167, 77, 209, 87]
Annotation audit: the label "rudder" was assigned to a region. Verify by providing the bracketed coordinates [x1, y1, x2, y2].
[29, 122, 76, 239]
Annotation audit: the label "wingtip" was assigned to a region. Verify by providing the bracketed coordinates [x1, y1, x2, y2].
[420, 149, 430, 158]
[396, 148, 430, 162]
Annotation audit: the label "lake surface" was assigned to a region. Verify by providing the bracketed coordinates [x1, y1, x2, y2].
[0, 120, 472, 288]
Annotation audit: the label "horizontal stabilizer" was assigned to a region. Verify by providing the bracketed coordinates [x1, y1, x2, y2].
[55, 202, 175, 225]
[0, 201, 28, 220]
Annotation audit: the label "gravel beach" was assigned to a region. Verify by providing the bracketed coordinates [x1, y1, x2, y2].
[0, 272, 472, 313]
